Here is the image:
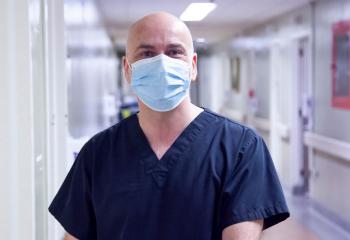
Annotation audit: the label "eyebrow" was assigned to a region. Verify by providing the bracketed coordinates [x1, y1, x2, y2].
[135, 43, 186, 51]
[135, 44, 156, 51]
[167, 43, 186, 50]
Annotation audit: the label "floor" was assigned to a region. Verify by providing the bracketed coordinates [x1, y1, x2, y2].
[262, 217, 318, 240]
[261, 193, 350, 240]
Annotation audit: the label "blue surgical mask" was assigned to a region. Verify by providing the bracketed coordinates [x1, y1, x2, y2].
[129, 54, 191, 112]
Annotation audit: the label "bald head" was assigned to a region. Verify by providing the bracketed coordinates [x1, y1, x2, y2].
[126, 12, 194, 61]
[123, 12, 198, 84]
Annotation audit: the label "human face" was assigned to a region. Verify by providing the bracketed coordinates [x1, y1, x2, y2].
[123, 13, 197, 83]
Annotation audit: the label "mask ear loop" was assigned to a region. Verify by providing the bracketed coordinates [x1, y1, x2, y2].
[188, 62, 193, 81]
[126, 59, 132, 70]
[126, 59, 133, 79]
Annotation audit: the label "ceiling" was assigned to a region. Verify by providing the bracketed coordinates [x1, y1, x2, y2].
[96, 0, 315, 45]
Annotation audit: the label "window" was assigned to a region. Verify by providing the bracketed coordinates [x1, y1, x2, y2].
[332, 21, 350, 109]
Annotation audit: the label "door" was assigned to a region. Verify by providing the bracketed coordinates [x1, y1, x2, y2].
[292, 36, 313, 195]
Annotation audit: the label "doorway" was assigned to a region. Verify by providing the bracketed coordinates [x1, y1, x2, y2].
[292, 36, 313, 195]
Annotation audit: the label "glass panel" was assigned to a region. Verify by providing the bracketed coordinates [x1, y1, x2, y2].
[65, 0, 119, 140]
[335, 34, 350, 97]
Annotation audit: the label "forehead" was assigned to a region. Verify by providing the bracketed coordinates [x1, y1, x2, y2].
[127, 20, 192, 53]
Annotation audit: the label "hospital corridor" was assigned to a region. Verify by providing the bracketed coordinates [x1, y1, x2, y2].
[1, 0, 350, 239]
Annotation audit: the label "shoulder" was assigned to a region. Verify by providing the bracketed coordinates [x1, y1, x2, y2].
[83, 114, 136, 152]
[203, 108, 261, 147]
[202, 109, 267, 180]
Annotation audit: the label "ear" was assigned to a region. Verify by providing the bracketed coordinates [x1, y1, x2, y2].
[190, 52, 198, 81]
[123, 56, 132, 84]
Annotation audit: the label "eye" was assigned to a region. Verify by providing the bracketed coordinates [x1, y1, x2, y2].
[141, 50, 156, 58]
[167, 49, 184, 58]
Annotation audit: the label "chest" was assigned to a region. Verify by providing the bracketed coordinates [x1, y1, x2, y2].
[92, 141, 225, 213]
[149, 141, 172, 161]
[90, 121, 232, 238]
[146, 131, 182, 161]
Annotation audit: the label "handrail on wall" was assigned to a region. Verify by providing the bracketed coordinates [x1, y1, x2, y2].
[220, 108, 246, 123]
[251, 118, 290, 142]
[251, 117, 270, 132]
[304, 131, 350, 163]
[220, 109, 292, 142]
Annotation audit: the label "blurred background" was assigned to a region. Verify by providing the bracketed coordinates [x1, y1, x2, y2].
[1, 0, 350, 239]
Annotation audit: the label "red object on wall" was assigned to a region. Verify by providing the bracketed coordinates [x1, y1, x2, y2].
[332, 21, 350, 109]
[248, 89, 255, 98]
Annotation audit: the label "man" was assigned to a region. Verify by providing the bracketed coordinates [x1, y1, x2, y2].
[49, 12, 289, 240]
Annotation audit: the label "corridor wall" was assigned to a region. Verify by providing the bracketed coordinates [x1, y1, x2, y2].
[0, 0, 35, 239]
[207, 0, 350, 228]
[211, 5, 312, 190]
[311, 0, 350, 225]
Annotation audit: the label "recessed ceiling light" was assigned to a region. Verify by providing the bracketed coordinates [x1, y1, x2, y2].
[195, 38, 207, 43]
[180, 3, 217, 22]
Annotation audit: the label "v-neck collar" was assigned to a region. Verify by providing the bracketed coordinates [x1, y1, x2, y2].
[131, 108, 212, 188]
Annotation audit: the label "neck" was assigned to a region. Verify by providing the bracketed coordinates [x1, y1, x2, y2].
[137, 97, 203, 139]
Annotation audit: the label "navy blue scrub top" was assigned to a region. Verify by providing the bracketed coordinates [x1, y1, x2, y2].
[49, 108, 289, 240]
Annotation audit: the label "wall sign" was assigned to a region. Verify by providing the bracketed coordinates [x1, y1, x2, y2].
[332, 21, 350, 109]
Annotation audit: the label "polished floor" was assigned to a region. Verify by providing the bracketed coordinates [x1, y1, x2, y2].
[262, 217, 318, 240]
[261, 193, 350, 240]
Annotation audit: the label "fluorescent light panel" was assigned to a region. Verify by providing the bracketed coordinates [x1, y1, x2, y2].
[180, 3, 217, 22]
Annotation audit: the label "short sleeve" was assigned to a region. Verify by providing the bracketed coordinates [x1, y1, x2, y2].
[220, 129, 290, 231]
[49, 140, 97, 239]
